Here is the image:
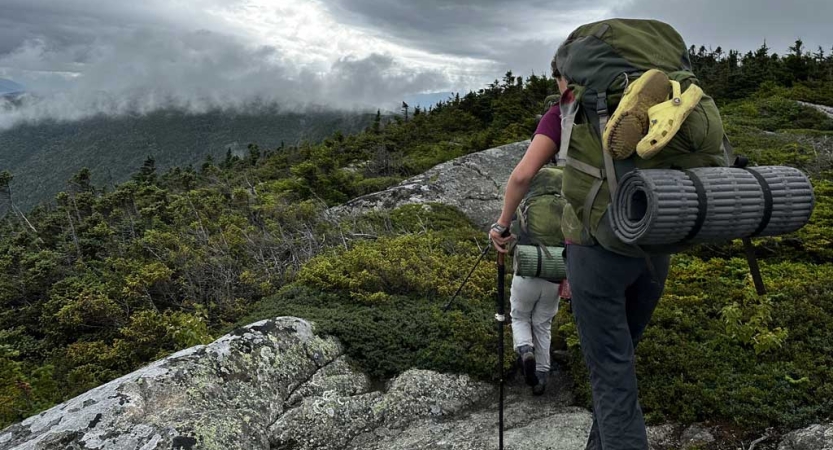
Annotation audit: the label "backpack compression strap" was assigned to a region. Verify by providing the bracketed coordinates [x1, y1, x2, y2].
[562, 91, 624, 231]
[727, 142, 768, 296]
[597, 92, 659, 279]
[597, 92, 619, 199]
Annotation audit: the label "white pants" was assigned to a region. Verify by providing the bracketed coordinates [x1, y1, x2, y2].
[510, 275, 561, 372]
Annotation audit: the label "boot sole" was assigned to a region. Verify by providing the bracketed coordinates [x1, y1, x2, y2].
[603, 70, 671, 160]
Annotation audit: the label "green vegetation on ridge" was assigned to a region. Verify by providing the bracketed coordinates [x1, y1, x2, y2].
[1, 41, 833, 441]
[0, 108, 374, 210]
[0, 70, 558, 427]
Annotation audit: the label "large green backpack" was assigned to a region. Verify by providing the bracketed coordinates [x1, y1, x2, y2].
[510, 167, 566, 247]
[555, 18, 732, 257]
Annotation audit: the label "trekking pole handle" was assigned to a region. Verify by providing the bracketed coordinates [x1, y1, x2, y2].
[496, 228, 510, 266]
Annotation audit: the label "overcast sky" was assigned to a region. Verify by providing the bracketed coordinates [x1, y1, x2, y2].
[0, 0, 829, 128]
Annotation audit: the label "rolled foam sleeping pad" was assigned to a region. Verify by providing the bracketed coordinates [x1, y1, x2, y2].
[513, 245, 567, 282]
[610, 166, 815, 245]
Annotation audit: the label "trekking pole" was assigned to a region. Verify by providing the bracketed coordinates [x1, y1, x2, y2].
[494, 228, 510, 450]
[496, 247, 507, 450]
[441, 231, 509, 449]
[442, 241, 491, 312]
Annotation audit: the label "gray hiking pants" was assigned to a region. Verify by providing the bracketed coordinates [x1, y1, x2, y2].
[565, 243, 671, 450]
[509, 275, 561, 372]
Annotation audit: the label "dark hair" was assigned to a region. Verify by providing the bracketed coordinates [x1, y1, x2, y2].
[551, 55, 561, 78]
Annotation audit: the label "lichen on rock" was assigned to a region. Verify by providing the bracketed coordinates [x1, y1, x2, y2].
[0, 317, 344, 450]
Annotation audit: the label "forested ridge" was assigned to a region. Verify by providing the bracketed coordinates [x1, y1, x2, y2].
[0, 108, 375, 210]
[1, 41, 832, 440]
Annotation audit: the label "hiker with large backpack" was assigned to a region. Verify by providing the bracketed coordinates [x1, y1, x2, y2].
[490, 19, 730, 450]
[491, 61, 572, 394]
[507, 167, 568, 396]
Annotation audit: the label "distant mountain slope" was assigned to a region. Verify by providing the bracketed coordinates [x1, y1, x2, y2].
[0, 79, 25, 97]
[0, 107, 373, 209]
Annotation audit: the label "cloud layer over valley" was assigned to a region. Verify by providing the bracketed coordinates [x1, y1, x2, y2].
[1, 0, 829, 129]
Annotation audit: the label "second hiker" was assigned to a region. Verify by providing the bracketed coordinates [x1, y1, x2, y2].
[508, 168, 567, 395]
[491, 62, 570, 396]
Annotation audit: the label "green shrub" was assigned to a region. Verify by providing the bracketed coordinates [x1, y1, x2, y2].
[351, 203, 479, 235]
[240, 205, 516, 381]
[560, 255, 833, 430]
[350, 176, 404, 197]
[721, 95, 833, 132]
[295, 232, 494, 304]
[241, 285, 508, 380]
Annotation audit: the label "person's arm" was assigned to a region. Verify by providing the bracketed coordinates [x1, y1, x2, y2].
[489, 134, 558, 252]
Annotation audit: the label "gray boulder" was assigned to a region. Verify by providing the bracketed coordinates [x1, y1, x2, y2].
[350, 368, 593, 450]
[779, 423, 833, 450]
[0, 312, 598, 449]
[0, 317, 492, 450]
[270, 369, 490, 450]
[646, 423, 682, 450]
[798, 101, 833, 119]
[679, 423, 715, 449]
[331, 140, 530, 229]
[0, 317, 344, 450]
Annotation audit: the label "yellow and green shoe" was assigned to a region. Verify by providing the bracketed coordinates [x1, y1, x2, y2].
[603, 69, 670, 160]
[636, 80, 704, 159]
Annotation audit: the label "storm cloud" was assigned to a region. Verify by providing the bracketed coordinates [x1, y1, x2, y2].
[323, 0, 614, 75]
[0, 28, 450, 129]
[325, 0, 831, 71]
[1, 0, 830, 130]
[612, 0, 833, 55]
[0, 0, 458, 129]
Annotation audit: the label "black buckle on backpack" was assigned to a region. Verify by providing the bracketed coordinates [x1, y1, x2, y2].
[596, 92, 608, 118]
[732, 155, 749, 168]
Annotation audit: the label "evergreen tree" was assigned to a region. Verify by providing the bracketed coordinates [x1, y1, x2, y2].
[134, 156, 157, 184]
[372, 109, 381, 134]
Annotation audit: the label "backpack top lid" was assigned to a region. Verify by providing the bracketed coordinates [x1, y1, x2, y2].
[555, 18, 692, 91]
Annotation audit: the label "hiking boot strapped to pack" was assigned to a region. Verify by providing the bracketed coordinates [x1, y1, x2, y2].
[602, 69, 671, 160]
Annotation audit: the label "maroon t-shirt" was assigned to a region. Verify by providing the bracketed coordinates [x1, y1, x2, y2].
[534, 104, 561, 146]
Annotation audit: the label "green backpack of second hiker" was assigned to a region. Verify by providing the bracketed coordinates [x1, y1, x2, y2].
[510, 167, 566, 248]
[555, 18, 732, 257]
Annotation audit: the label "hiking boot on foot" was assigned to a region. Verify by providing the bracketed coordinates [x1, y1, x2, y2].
[517, 345, 538, 387]
[532, 370, 548, 396]
[603, 69, 671, 160]
[636, 80, 704, 159]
